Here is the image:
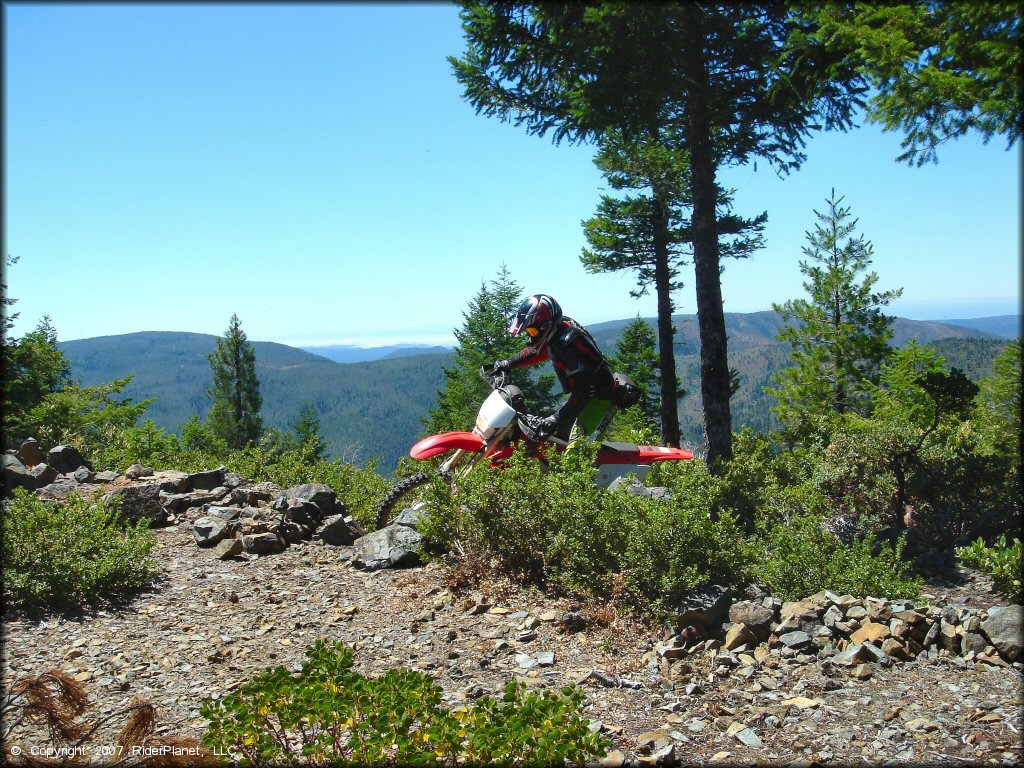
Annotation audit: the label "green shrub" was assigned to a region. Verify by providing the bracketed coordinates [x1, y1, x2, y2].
[957, 536, 1023, 603]
[1, 489, 158, 609]
[420, 444, 752, 615]
[200, 639, 608, 767]
[750, 512, 921, 600]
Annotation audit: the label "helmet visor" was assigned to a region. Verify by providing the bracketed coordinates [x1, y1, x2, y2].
[525, 326, 539, 338]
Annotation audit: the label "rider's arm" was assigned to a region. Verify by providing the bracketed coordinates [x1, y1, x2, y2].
[505, 344, 549, 369]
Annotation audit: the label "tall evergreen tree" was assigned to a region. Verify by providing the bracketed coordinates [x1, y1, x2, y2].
[425, 265, 555, 434]
[207, 313, 263, 450]
[581, 129, 764, 446]
[610, 316, 662, 429]
[768, 190, 902, 440]
[798, 2, 1020, 166]
[450, 2, 862, 468]
[3, 315, 73, 444]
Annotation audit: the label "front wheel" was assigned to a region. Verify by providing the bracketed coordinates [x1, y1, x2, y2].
[375, 472, 430, 530]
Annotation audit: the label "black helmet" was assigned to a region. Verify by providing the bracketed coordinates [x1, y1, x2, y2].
[509, 294, 562, 349]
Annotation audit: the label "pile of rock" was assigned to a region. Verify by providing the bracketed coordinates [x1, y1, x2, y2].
[3, 439, 106, 493]
[653, 587, 1023, 679]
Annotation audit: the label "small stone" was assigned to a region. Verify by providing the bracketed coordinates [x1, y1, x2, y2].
[851, 663, 874, 680]
[214, 537, 243, 560]
[905, 717, 938, 732]
[536, 651, 555, 667]
[851, 621, 890, 645]
[782, 696, 821, 709]
[778, 630, 811, 648]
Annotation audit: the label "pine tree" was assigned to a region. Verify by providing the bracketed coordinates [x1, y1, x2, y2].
[450, 2, 862, 468]
[581, 130, 764, 446]
[207, 313, 263, 450]
[610, 317, 662, 428]
[291, 402, 328, 461]
[768, 190, 902, 440]
[425, 266, 555, 434]
[3, 315, 73, 443]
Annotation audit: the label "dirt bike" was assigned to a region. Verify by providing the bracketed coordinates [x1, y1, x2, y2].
[374, 367, 694, 528]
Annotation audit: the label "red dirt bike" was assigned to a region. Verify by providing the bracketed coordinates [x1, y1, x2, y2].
[374, 367, 694, 528]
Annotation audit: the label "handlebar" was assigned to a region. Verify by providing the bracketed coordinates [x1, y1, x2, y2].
[479, 365, 507, 389]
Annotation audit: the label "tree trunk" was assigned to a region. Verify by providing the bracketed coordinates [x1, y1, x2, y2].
[651, 190, 682, 447]
[686, 34, 733, 470]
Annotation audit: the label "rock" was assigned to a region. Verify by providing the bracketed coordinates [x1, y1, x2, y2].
[962, 630, 989, 657]
[728, 601, 775, 636]
[600, 750, 626, 768]
[73, 466, 95, 483]
[671, 585, 731, 628]
[833, 642, 888, 666]
[880, 638, 914, 661]
[536, 651, 555, 667]
[242, 532, 284, 555]
[778, 631, 811, 649]
[351, 524, 423, 571]
[275, 483, 340, 522]
[318, 514, 365, 546]
[726, 722, 762, 747]
[394, 503, 428, 530]
[275, 499, 321, 529]
[192, 516, 237, 547]
[3, 453, 37, 490]
[186, 467, 228, 492]
[125, 464, 154, 480]
[939, 620, 961, 655]
[94, 470, 120, 483]
[230, 482, 280, 506]
[851, 621, 891, 645]
[981, 605, 1023, 661]
[607, 476, 671, 500]
[31, 463, 60, 486]
[207, 506, 242, 521]
[17, 438, 45, 467]
[214, 537, 244, 559]
[48, 445, 92, 474]
[723, 623, 757, 651]
[104, 483, 168, 526]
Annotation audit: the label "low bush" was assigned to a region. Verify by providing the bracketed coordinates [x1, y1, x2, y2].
[1, 489, 158, 609]
[750, 512, 922, 601]
[419, 444, 752, 615]
[957, 535, 1023, 603]
[200, 639, 608, 767]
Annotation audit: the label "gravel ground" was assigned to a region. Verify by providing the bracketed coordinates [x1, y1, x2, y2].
[3, 517, 1022, 766]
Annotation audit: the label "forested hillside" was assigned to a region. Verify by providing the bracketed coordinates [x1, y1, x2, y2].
[60, 315, 1012, 474]
[60, 332, 450, 473]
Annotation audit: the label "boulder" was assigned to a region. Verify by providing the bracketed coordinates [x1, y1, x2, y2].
[230, 482, 280, 507]
[186, 467, 228, 492]
[156, 471, 189, 493]
[47, 445, 92, 475]
[318, 513, 365, 546]
[104, 484, 168, 526]
[728, 601, 775, 637]
[31, 463, 60, 486]
[73, 466, 95, 484]
[242, 532, 285, 555]
[276, 499, 321, 529]
[3, 453, 37, 491]
[275, 483, 340, 521]
[723, 623, 757, 651]
[207, 506, 242, 521]
[352, 524, 423, 571]
[981, 605, 1023, 661]
[95, 470, 120, 483]
[193, 517, 237, 547]
[671, 585, 732, 629]
[833, 642, 888, 666]
[17, 438, 45, 467]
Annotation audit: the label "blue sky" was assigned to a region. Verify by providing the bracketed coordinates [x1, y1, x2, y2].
[5, 3, 1020, 347]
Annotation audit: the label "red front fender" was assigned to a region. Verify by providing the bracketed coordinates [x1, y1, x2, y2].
[410, 431, 484, 460]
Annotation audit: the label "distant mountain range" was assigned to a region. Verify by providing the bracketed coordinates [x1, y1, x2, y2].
[59, 312, 1017, 476]
[935, 315, 1020, 340]
[301, 344, 453, 364]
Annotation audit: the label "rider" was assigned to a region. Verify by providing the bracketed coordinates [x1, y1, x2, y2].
[491, 294, 616, 442]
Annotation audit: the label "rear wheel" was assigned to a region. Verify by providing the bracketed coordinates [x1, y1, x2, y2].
[375, 472, 430, 530]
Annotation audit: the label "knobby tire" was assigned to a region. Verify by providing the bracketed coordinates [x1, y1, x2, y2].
[375, 472, 430, 530]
